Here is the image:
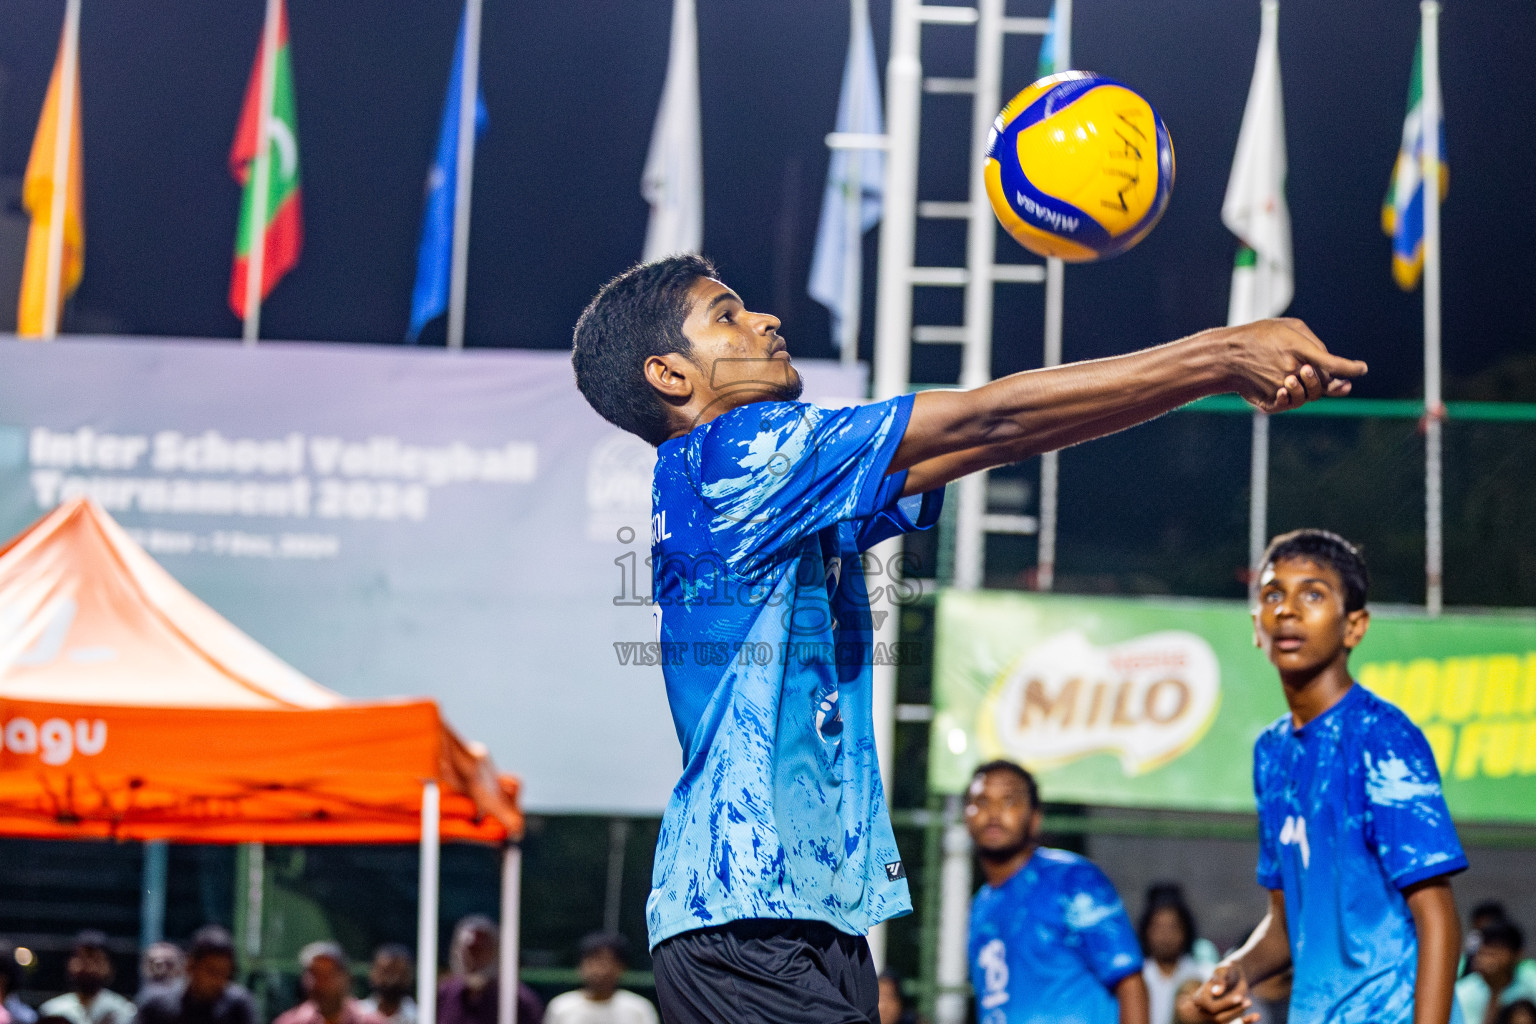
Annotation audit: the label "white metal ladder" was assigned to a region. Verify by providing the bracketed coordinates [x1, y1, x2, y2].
[872, 0, 1073, 595]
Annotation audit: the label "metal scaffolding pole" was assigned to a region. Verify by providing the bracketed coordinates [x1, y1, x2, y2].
[1420, 0, 1443, 615]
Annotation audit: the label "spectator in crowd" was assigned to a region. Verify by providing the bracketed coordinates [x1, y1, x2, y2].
[544, 933, 655, 1024]
[1139, 885, 1210, 1024]
[1458, 924, 1536, 1024]
[135, 946, 185, 1006]
[358, 946, 415, 1024]
[1468, 904, 1515, 968]
[1496, 1000, 1536, 1024]
[39, 932, 136, 1024]
[1, 942, 38, 1024]
[136, 928, 254, 1024]
[875, 969, 917, 1024]
[438, 918, 542, 1024]
[272, 943, 382, 1024]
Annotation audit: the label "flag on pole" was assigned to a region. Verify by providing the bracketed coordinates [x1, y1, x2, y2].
[229, 0, 302, 318]
[407, 6, 488, 343]
[1223, 0, 1292, 326]
[1036, 1, 1059, 78]
[807, 7, 884, 348]
[641, 0, 703, 261]
[1382, 33, 1446, 291]
[17, 16, 84, 337]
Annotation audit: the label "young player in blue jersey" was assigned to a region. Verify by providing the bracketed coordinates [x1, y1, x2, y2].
[965, 761, 1148, 1024]
[571, 255, 1365, 1024]
[1184, 530, 1467, 1024]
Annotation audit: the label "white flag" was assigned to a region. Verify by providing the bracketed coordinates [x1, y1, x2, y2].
[641, 0, 703, 261]
[807, 4, 884, 349]
[1223, 0, 1292, 326]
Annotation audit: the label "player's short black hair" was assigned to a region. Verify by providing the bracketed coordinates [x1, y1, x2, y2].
[1482, 921, 1525, 953]
[188, 926, 233, 963]
[1138, 882, 1198, 958]
[572, 255, 718, 447]
[1473, 900, 1510, 926]
[577, 931, 631, 966]
[970, 759, 1040, 810]
[1260, 529, 1370, 612]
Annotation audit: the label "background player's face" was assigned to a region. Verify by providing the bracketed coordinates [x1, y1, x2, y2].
[1252, 556, 1369, 675]
[676, 277, 802, 407]
[1145, 907, 1187, 964]
[964, 770, 1040, 858]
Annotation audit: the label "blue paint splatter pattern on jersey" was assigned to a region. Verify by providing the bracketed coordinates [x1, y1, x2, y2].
[969, 848, 1144, 1024]
[1254, 683, 1469, 1024]
[645, 396, 941, 948]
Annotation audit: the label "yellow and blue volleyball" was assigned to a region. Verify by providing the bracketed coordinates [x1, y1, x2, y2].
[985, 71, 1175, 261]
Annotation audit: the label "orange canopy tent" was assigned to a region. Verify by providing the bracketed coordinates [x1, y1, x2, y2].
[0, 498, 526, 1023]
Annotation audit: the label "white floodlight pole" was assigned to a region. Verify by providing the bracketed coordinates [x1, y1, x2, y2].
[242, 0, 281, 346]
[866, 0, 922, 973]
[1037, 0, 1071, 593]
[498, 843, 522, 1024]
[1248, 411, 1270, 599]
[1421, 0, 1443, 615]
[417, 782, 441, 1024]
[447, 0, 483, 351]
[40, 0, 82, 341]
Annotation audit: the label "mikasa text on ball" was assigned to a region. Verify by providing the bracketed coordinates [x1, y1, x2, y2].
[985, 71, 1175, 261]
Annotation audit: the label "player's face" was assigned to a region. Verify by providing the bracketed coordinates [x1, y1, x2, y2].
[679, 277, 802, 408]
[1252, 557, 1369, 674]
[964, 770, 1040, 857]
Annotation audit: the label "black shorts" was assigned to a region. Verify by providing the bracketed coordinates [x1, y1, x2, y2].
[652, 919, 878, 1024]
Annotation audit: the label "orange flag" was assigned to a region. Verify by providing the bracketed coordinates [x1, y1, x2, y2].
[17, 13, 85, 338]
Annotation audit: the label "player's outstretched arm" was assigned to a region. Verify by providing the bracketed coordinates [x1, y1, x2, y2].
[1406, 878, 1461, 1024]
[1115, 972, 1150, 1024]
[1180, 890, 1292, 1024]
[891, 318, 1367, 496]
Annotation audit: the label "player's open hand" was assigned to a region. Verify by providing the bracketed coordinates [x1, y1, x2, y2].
[1221, 318, 1369, 414]
[1181, 963, 1259, 1024]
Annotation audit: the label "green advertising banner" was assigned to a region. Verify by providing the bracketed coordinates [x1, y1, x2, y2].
[930, 590, 1536, 823]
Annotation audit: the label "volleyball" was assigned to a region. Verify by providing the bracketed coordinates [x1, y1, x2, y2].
[985, 71, 1175, 261]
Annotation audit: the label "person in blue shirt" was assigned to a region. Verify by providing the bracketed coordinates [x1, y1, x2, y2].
[1185, 529, 1467, 1024]
[966, 760, 1148, 1024]
[570, 255, 1364, 1024]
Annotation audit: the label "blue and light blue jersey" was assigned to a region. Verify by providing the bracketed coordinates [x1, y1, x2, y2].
[645, 395, 940, 948]
[1254, 683, 1469, 1024]
[969, 848, 1144, 1024]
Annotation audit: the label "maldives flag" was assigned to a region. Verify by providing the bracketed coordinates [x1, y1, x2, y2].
[229, 1, 302, 318]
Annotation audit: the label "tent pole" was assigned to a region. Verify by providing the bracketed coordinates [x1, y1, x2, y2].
[499, 843, 522, 1024]
[417, 782, 441, 1024]
[140, 839, 169, 947]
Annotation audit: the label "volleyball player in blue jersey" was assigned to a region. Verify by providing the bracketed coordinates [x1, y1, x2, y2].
[1184, 530, 1466, 1024]
[571, 256, 1363, 1024]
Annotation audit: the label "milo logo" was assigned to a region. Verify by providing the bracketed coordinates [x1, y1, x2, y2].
[990, 630, 1220, 775]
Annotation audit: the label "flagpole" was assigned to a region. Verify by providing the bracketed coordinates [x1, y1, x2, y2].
[1420, 0, 1443, 615]
[1036, 0, 1070, 593]
[1247, 0, 1281, 599]
[447, 0, 483, 351]
[837, 0, 869, 366]
[242, 0, 282, 346]
[41, 0, 82, 341]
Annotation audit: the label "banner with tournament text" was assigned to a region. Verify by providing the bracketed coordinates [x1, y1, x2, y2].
[930, 589, 1536, 822]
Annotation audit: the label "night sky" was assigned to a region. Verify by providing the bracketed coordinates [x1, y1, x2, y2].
[1, 0, 1531, 401]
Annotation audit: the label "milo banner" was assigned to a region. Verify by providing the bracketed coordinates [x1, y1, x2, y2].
[931, 590, 1536, 822]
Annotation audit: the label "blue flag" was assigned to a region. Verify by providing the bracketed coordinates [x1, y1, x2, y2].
[407, 6, 487, 343]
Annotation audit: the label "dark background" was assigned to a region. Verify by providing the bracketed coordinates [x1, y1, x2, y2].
[0, 0, 1532, 602]
[0, 0, 1530, 394]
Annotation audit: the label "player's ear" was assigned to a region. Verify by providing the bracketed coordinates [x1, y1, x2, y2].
[1342, 608, 1370, 651]
[1251, 610, 1263, 649]
[644, 353, 696, 401]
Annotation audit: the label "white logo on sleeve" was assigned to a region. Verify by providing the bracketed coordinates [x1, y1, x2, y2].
[1280, 815, 1310, 869]
[978, 938, 1010, 1021]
